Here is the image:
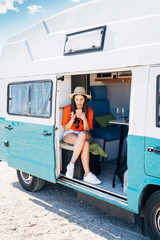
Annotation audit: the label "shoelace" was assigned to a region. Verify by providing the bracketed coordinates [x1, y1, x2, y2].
[89, 173, 97, 179]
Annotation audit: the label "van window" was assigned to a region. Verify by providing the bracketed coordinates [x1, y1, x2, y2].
[156, 76, 160, 127]
[64, 26, 106, 55]
[8, 81, 52, 118]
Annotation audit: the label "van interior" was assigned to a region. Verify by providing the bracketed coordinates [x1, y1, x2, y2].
[58, 70, 132, 199]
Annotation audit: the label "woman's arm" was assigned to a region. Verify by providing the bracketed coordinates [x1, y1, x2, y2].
[63, 112, 75, 131]
[81, 113, 90, 131]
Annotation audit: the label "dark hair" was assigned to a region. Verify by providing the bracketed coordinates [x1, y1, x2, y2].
[71, 95, 88, 117]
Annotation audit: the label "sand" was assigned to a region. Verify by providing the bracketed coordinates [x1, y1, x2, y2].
[0, 161, 148, 240]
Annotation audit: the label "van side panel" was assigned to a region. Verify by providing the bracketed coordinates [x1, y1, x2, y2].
[145, 136, 160, 177]
[6, 120, 56, 183]
[127, 134, 160, 213]
[127, 134, 146, 213]
[0, 117, 7, 161]
[126, 67, 149, 213]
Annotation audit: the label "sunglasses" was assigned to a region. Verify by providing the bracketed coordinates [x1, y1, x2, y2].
[75, 119, 80, 129]
[74, 118, 83, 129]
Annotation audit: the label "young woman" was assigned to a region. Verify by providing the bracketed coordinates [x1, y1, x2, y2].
[62, 86, 101, 185]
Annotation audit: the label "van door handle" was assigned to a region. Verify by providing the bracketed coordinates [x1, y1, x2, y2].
[148, 147, 160, 153]
[5, 126, 13, 130]
[41, 132, 51, 136]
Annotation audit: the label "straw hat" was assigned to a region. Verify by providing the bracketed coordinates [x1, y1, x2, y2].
[68, 86, 91, 99]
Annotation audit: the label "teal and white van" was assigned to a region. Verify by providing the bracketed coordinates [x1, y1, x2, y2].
[1, 0, 160, 239]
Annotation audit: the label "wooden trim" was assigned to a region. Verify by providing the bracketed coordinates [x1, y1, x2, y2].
[95, 77, 131, 83]
[60, 142, 74, 151]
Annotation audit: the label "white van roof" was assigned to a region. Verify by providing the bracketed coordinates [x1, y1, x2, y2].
[1, 0, 160, 78]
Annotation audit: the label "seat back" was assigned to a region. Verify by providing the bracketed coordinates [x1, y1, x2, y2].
[90, 85, 107, 101]
[88, 86, 110, 127]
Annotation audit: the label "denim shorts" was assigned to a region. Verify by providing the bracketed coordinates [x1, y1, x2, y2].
[63, 129, 80, 138]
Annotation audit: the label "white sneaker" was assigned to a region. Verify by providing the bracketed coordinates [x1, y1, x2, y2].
[84, 172, 101, 185]
[66, 162, 74, 178]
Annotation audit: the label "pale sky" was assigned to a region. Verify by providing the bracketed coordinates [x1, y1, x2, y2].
[0, 0, 93, 55]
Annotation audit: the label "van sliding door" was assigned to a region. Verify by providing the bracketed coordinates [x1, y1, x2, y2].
[145, 67, 160, 178]
[5, 76, 57, 183]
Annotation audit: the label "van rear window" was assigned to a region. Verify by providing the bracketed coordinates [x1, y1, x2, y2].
[7, 80, 52, 118]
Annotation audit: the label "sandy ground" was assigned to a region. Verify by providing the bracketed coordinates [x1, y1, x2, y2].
[0, 161, 149, 240]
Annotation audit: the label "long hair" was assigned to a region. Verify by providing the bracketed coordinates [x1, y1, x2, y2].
[71, 95, 88, 118]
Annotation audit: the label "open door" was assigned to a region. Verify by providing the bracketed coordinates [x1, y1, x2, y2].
[145, 67, 160, 178]
[5, 76, 57, 183]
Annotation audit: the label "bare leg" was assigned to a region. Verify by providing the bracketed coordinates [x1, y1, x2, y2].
[63, 131, 91, 165]
[63, 133, 78, 145]
[64, 131, 101, 184]
[81, 140, 90, 176]
[63, 133, 78, 178]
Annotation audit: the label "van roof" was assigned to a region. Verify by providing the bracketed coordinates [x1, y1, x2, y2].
[1, 0, 160, 78]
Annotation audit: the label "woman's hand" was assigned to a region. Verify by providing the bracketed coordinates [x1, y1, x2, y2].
[79, 112, 90, 131]
[81, 112, 87, 121]
[79, 112, 87, 121]
[71, 112, 76, 121]
[64, 112, 75, 131]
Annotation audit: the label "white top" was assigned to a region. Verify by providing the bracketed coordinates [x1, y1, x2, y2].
[1, 0, 160, 78]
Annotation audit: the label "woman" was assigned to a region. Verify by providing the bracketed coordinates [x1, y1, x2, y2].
[62, 86, 101, 185]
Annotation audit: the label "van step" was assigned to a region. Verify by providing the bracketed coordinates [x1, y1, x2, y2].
[57, 175, 128, 207]
[77, 191, 135, 223]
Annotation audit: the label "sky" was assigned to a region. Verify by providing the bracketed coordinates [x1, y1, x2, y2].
[0, 0, 93, 55]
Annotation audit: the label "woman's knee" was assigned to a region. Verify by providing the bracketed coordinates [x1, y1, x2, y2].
[63, 133, 78, 145]
[78, 131, 90, 141]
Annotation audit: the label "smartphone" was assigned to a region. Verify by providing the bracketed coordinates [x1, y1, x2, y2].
[76, 109, 82, 117]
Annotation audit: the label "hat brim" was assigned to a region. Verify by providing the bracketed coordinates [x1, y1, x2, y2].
[68, 93, 91, 99]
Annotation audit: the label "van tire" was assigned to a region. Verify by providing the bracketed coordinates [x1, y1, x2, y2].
[144, 190, 160, 240]
[17, 170, 45, 192]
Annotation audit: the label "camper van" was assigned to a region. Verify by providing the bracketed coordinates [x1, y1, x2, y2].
[1, 0, 160, 239]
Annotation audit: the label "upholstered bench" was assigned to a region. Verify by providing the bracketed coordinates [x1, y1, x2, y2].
[88, 86, 122, 156]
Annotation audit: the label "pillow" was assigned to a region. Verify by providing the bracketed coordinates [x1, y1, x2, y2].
[95, 113, 114, 128]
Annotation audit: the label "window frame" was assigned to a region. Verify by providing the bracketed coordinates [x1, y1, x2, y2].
[156, 75, 160, 127]
[7, 80, 53, 118]
[64, 26, 106, 55]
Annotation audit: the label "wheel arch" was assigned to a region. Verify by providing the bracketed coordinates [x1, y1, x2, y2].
[139, 184, 160, 216]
